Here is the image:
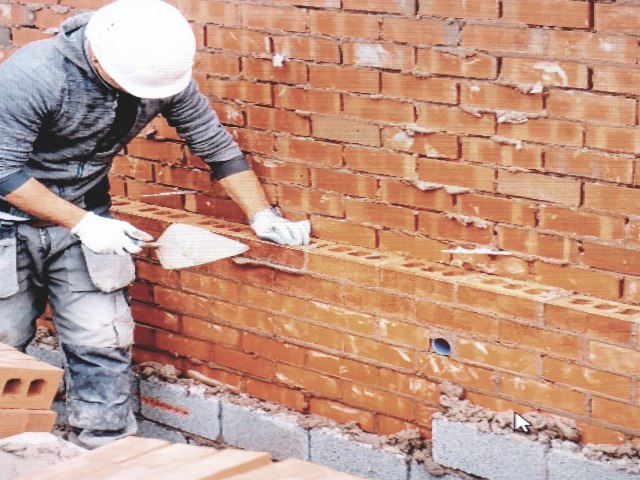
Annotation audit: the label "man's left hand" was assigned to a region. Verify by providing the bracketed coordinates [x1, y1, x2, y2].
[250, 207, 310, 246]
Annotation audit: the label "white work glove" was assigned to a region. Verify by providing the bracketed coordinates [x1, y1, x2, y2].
[250, 207, 310, 246]
[71, 212, 154, 255]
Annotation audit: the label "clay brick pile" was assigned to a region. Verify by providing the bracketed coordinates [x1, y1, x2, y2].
[3, 0, 640, 449]
[0, 343, 62, 438]
[18, 436, 364, 479]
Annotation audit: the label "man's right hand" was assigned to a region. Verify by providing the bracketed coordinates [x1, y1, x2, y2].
[71, 212, 154, 255]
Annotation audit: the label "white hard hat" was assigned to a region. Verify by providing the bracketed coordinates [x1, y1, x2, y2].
[85, 0, 196, 99]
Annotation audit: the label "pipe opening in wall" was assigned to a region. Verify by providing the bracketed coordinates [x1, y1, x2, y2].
[432, 338, 451, 356]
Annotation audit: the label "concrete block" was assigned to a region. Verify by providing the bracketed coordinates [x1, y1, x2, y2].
[432, 418, 546, 480]
[548, 448, 640, 480]
[409, 462, 464, 480]
[26, 344, 64, 370]
[221, 399, 308, 461]
[51, 400, 67, 425]
[136, 418, 187, 444]
[310, 427, 409, 480]
[139, 378, 220, 440]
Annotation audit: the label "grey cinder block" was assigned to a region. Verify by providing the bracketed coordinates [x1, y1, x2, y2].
[548, 448, 640, 480]
[139, 378, 220, 440]
[221, 399, 308, 461]
[136, 419, 188, 444]
[310, 427, 409, 480]
[409, 462, 465, 480]
[432, 418, 546, 480]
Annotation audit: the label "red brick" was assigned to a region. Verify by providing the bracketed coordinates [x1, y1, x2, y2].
[344, 146, 415, 177]
[548, 30, 636, 65]
[419, 0, 499, 19]
[382, 17, 447, 46]
[126, 181, 184, 209]
[33, 8, 71, 30]
[277, 316, 344, 350]
[592, 397, 640, 431]
[182, 316, 241, 348]
[306, 350, 377, 384]
[545, 302, 633, 345]
[502, 0, 590, 28]
[584, 183, 640, 216]
[127, 138, 184, 163]
[539, 206, 625, 240]
[276, 363, 340, 398]
[380, 369, 439, 402]
[241, 4, 306, 32]
[309, 10, 379, 39]
[273, 35, 340, 63]
[0, 4, 32, 26]
[312, 114, 380, 147]
[132, 302, 179, 332]
[279, 185, 344, 217]
[310, 216, 377, 248]
[543, 357, 631, 400]
[310, 167, 377, 197]
[345, 199, 415, 231]
[378, 230, 449, 262]
[242, 57, 307, 85]
[205, 26, 270, 53]
[111, 155, 154, 181]
[497, 170, 581, 205]
[243, 334, 305, 365]
[379, 179, 454, 211]
[343, 42, 414, 70]
[416, 48, 498, 80]
[457, 338, 538, 375]
[230, 128, 276, 156]
[461, 82, 543, 113]
[154, 286, 213, 318]
[181, 270, 240, 302]
[418, 158, 496, 192]
[589, 341, 640, 376]
[497, 226, 579, 262]
[10, 28, 53, 47]
[501, 375, 585, 414]
[274, 86, 340, 114]
[197, 76, 272, 105]
[343, 0, 415, 15]
[418, 211, 492, 244]
[417, 302, 497, 338]
[245, 378, 306, 412]
[270, 0, 339, 6]
[462, 25, 548, 55]
[214, 344, 273, 378]
[275, 136, 342, 166]
[418, 354, 495, 390]
[375, 319, 429, 348]
[578, 422, 626, 445]
[548, 90, 636, 126]
[378, 416, 416, 436]
[152, 329, 217, 362]
[417, 104, 495, 136]
[136, 260, 180, 286]
[462, 137, 543, 169]
[309, 64, 380, 94]
[208, 100, 244, 126]
[544, 148, 634, 184]
[595, 4, 640, 35]
[586, 125, 640, 155]
[343, 383, 415, 421]
[176, 0, 238, 25]
[382, 128, 459, 159]
[250, 157, 310, 185]
[457, 194, 537, 227]
[500, 321, 581, 360]
[498, 119, 583, 148]
[343, 96, 415, 124]
[309, 399, 376, 432]
[500, 58, 589, 89]
[195, 52, 240, 77]
[155, 165, 212, 191]
[382, 73, 457, 104]
[247, 106, 310, 136]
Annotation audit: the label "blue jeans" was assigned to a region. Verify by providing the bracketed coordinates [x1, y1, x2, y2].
[0, 220, 137, 449]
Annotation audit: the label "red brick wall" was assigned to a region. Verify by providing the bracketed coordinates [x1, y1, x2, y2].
[3, 0, 640, 445]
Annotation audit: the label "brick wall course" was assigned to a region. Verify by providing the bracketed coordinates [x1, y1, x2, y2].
[7, 0, 640, 447]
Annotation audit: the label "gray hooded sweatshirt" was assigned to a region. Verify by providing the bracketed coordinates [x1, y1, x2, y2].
[0, 13, 246, 220]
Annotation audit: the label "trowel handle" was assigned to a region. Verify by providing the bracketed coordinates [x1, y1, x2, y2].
[132, 239, 161, 249]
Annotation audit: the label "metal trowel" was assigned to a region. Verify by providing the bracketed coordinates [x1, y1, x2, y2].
[140, 223, 249, 270]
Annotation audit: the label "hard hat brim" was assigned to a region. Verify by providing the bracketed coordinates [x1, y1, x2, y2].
[108, 65, 192, 99]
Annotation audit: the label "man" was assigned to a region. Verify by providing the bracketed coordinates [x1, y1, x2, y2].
[0, 0, 310, 449]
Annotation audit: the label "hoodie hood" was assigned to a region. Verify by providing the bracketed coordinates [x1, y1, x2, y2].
[54, 12, 93, 74]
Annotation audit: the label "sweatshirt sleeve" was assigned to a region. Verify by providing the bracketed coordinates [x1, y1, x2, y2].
[0, 53, 59, 196]
[161, 79, 243, 166]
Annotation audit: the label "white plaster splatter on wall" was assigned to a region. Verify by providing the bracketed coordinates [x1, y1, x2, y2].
[272, 54, 285, 67]
[533, 61, 568, 86]
[226, 107, 241, 120]
[0, 4, 10, 19]
[470, 85, 481, 92]
[355, 44, 391, 68]
[392, 130, 415, 149]
[599, 39, 615, 52]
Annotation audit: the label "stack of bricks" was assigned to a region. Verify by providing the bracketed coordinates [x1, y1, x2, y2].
[0, 343, 62, 438]
[2, 0, 640, 451]
[19, 436, 365, 479]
